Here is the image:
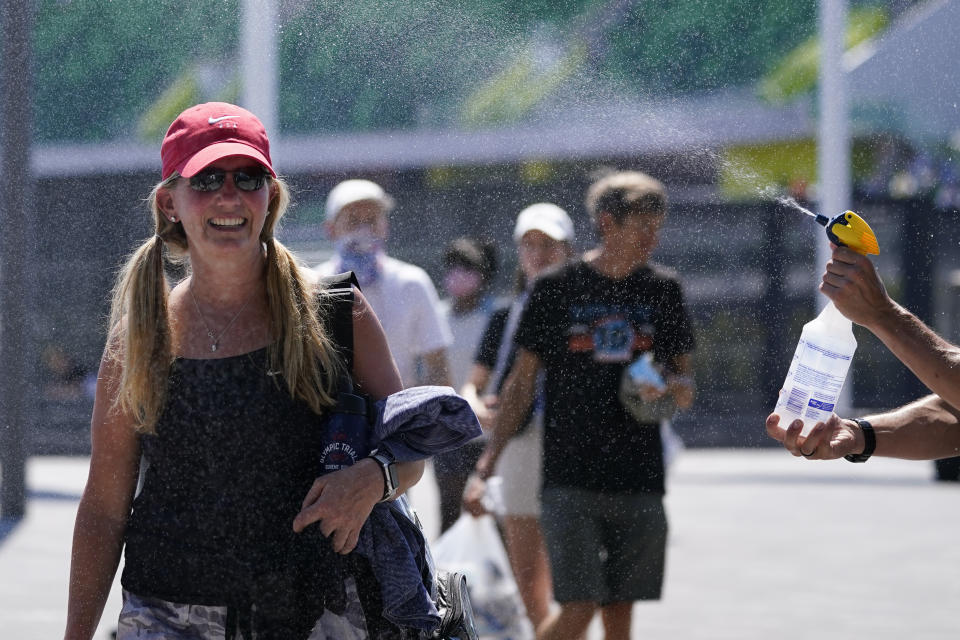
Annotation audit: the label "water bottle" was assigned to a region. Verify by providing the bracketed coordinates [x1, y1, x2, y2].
[773, 301, 856, 435]
[319, 391, 372, 473]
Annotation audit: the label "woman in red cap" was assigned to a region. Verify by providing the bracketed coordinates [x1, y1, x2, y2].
[64, 103, 421, 639]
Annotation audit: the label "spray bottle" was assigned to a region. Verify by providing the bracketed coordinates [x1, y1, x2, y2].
[773, 210, 880, 435]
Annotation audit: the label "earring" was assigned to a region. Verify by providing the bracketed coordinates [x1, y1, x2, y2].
[169, 217, 178, 222]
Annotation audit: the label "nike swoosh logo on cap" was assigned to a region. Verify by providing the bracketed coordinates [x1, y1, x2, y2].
[208, 115, 240, 124]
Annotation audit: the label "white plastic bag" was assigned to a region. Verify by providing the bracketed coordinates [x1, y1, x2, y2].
[432, 514, 534, 640]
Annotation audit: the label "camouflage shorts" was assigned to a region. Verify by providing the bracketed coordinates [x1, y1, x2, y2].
[117, 578, 374, 640]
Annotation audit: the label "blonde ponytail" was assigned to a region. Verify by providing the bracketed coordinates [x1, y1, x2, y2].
[264, 238, 342, 413]
[108, 234, 173, 433]
[106, 174, 181, 433]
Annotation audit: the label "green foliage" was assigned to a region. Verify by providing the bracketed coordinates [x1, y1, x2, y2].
[757, 5, 889, 103]
[137, 72, 202, 142]
[460, 43, 587, 127]
[34, 0, 238, 143]
[604, 0, 817, 94]
[277, 0, 530, 133]
[470, 0, 593, 24]
[279, 0, 820, 131]
[30, 0, 894, 142]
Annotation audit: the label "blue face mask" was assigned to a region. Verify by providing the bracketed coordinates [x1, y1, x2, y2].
[334, 228, 385, 286]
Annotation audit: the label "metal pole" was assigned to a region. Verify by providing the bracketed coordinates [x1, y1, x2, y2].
[0, 0, 35, 520]
[241, 0, 278, 139]
[818, 0, 853, 412]
[818, 0, 850, 271]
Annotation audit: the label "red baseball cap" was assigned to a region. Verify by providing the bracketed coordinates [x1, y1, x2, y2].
[160, 102, 276, 180]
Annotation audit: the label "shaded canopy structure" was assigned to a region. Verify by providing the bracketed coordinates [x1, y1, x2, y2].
[848, 0, 960, 144]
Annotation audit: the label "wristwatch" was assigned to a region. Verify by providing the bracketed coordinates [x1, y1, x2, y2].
[370, 450, 399, 502]
[844, 418, 876, 463]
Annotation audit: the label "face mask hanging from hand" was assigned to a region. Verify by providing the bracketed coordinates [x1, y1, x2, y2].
[335, 228, 385, 286]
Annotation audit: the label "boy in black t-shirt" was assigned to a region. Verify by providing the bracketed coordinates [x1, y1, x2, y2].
[473, 171, 695, 640]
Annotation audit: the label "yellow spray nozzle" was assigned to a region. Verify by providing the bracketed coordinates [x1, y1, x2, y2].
[825, 210, 880, 256]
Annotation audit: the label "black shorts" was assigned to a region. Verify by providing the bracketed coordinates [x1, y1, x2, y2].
[540, 487, 668, 605]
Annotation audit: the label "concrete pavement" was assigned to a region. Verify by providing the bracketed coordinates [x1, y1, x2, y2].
[2, 449, 958, 639]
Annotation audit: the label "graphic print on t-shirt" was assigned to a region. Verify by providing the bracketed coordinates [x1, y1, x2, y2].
[567, 303, 655, 363]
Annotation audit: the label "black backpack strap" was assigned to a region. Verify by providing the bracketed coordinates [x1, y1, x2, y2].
[319, 271, 359, 374]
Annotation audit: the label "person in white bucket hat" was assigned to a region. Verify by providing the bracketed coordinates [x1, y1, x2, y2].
[314, 179, 452, 391]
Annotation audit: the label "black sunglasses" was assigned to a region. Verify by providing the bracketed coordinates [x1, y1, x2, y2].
[188, 168, 269, 192]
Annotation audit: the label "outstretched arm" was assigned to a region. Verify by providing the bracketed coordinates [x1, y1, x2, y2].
[767, 394, 960, 461]
[822, 246, 960, 410]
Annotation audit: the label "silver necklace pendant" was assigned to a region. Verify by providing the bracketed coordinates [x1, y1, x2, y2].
[190, 281, 255, 357]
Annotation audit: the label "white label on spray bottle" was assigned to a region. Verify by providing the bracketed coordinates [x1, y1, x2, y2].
[775, 333, 854, 435]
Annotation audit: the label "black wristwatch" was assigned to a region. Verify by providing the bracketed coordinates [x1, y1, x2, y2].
[370, 450, 399, 502]
[844, 418, 876, 463]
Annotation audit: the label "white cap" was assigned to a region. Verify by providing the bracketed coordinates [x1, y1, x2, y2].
[325, 179, 395, 222]
[513, 203, 575, 243]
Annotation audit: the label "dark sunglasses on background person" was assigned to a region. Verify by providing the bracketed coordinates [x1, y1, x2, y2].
[188, 167, 270, 192]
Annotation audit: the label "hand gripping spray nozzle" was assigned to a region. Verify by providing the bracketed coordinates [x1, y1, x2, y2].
[773, 210, 880, 435]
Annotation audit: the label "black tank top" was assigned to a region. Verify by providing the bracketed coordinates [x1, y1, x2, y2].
[121, 276, 359, 619]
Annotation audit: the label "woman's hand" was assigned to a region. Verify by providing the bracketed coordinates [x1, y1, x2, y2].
[292, 458, 383, 554]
